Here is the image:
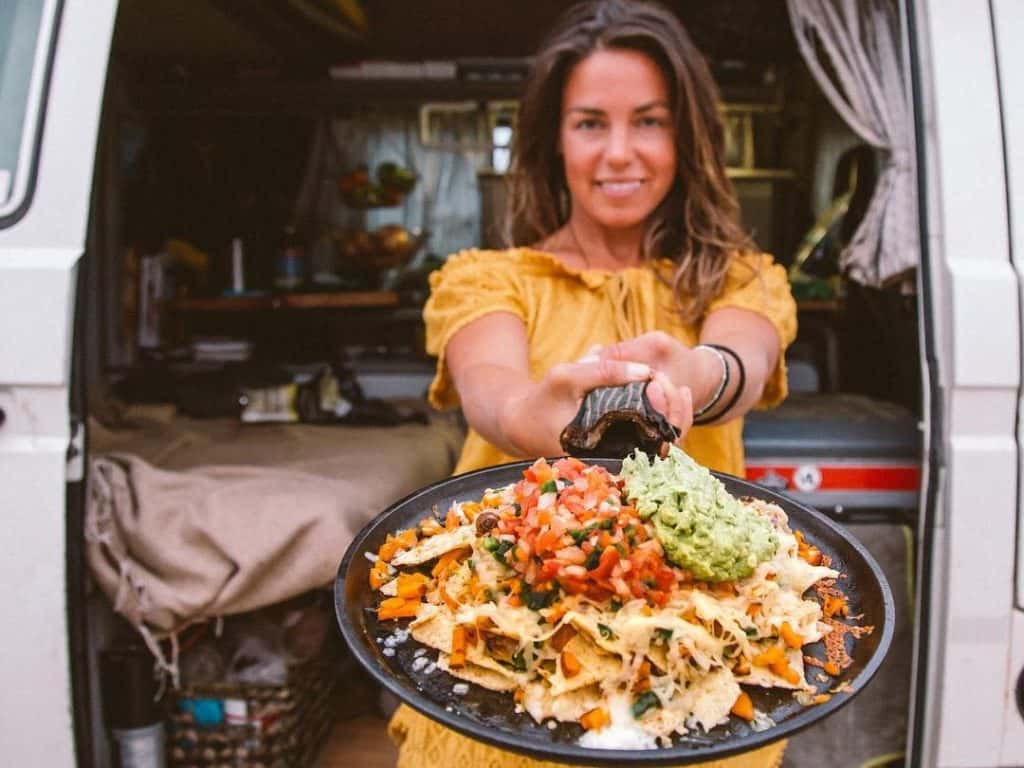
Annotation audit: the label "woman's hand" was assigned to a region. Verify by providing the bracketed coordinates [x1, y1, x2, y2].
[598, 309, 782, 425]
[598, 331, 721, 411]
[646, 370, 694, 441]
[575, 347, 694, 444]
[500, 358, 692, 457]
[446, 314, 695, 459]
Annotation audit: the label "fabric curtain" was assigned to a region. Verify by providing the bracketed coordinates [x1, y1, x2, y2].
[292, 109, 487, 279]
[787, 0, 918, 287]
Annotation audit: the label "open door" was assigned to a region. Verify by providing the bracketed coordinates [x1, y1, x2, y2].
[0, 0, 117, 765]
[909, 1, 1024, 765]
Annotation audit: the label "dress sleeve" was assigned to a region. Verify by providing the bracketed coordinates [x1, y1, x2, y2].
[704, 252, 797, 410]
[423, 249, 529, 410]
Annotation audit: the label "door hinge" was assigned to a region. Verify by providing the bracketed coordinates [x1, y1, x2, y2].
[66, 418, 84, 483]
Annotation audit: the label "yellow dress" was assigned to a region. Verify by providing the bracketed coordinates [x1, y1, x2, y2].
[389, 247, 798, 768]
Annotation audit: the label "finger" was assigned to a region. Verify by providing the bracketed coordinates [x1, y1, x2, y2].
[646, 372, 680, 428]
[556, 358, 651, 397]
[575, 344, 604, 364]
[648, 373, 692, 435]
[676, 385, 693, 438]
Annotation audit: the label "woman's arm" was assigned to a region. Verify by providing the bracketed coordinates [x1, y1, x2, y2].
[446, 312, 692, 457]
[598, 306, 781, 425]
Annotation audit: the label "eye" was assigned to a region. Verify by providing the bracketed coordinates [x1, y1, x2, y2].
[575, 117, 604, 131]
[637, 115, 669, 128]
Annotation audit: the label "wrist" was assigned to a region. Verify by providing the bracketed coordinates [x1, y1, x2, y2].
[692, 345, 728, 415]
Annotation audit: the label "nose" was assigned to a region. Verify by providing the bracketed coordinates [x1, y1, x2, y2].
[604, 123, 634, 166]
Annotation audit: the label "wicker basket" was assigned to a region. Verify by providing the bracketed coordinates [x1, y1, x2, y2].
[167, 656, 338, 768]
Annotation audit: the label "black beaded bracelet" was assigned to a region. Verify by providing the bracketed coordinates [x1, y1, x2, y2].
[692, 343, 746, 425]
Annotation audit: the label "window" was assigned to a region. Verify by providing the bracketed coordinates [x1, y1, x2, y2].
[0, 0, 59, 224]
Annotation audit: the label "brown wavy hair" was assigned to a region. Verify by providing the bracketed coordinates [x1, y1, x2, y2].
[505, 0, 752, 322]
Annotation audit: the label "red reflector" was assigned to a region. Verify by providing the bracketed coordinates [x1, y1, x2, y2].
[745, 463, 920, 492]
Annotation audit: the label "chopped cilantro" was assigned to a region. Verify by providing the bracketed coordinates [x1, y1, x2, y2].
[610, 599, 623, 612]
[631, 691, 662, 718]
[598, 518, 614, 530]
[493, 539, 514, 565]
[744, 626, 758, 637]
[656, 628, 673, 643]
[540, 479, 558, 494]
[597, 623, 615, 640]
[482, 536, 499, 552]
[569, 525, 597, 544]
[511, 650, 527, 672]
[467, 558, 476, 571]
[522, 584, 559, 611]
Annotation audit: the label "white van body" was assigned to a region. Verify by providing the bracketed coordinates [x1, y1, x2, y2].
[0, 1, 1022, 766]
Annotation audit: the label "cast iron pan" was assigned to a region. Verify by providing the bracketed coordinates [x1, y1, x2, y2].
[334, 459, 895, 766]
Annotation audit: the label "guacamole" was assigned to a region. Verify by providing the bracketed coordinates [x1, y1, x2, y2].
[620, 447, 777, 582]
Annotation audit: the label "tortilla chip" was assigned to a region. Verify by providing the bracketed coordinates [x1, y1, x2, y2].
[391, 525, 476, 566]
[547, 633, 621, 696]
[564, 612, 627, 656]
[646, 642, 670, 673]
[640, 702, 692, 738]
[436, 654, 518, 692]
[683, 667, 740, 732]
[737, 647, 809, 690]
[410, 608, 526, 684]
[522, 682, 603, 724]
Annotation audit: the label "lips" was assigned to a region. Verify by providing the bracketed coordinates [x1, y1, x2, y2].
[595, 180, 645, 197]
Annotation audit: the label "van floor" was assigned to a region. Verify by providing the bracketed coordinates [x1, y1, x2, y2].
[319, 715, 397, 768]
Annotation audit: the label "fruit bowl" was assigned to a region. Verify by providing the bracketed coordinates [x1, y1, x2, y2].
[337, 163, 418, 209]
[333, 225, 427, 273]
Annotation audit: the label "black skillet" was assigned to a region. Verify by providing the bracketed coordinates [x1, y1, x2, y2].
[334, 383, 895, 766]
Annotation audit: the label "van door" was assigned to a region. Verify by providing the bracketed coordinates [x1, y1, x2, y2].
[0, 0, 117, 765]
[911, 2, 1023, 766]
[993, 0, 1024, 763]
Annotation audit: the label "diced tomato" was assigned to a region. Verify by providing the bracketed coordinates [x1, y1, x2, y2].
[647, 589, 668, 607]
[535, 529, 562, 555]
[559, 577, 588, 595]
[584, 583, 614, 601]
[554, 457, 586, 478]
[541, 559, 563, 578]
[654, 567, 676, 591]
[589, 547, 620, 580]
[524, 458, 554, 486]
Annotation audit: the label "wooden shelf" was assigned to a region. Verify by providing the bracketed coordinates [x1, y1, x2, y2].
[140, 77, 524, 114]
[796, 299, 841, 312]
[169, 291, 400, 312]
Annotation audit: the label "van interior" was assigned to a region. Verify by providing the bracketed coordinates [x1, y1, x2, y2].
[75, 1, 921, 766]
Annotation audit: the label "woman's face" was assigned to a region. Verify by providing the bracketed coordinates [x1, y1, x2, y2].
[559, 48, 677, 233]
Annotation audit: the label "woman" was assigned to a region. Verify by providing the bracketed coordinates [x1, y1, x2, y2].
[389, 1, 796, 766]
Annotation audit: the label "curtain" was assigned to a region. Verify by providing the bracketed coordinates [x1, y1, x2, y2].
[292, 109, 487, 279]
[787, 0, 918, 287]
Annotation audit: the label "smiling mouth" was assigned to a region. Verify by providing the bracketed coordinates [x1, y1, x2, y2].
[595, 180, 646, 196]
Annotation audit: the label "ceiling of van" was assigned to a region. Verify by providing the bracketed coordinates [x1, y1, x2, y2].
[113, 0, 798, 72]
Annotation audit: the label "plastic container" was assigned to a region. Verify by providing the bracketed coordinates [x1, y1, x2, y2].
[111, 723, 166, 768]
